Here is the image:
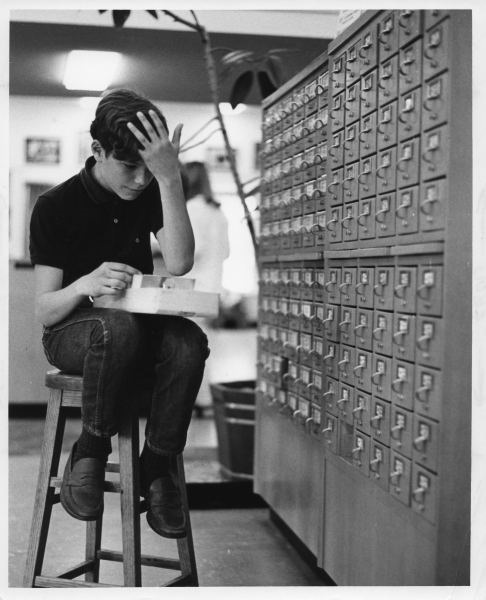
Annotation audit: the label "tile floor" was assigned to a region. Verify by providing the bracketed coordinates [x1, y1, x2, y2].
[9, 328, 330, 587]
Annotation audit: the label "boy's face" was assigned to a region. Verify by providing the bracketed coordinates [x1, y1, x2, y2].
[93, 144, 153, 201]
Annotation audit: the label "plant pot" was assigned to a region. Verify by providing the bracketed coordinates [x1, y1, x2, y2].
[209, 380, 255, 480]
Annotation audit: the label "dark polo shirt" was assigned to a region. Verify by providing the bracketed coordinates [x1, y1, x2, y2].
[30, 156, 163, 292]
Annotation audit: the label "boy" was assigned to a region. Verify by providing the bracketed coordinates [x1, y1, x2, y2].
[29, 89, 209, 538]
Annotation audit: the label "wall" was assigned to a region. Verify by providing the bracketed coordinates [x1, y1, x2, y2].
[9, 95, 261, 293]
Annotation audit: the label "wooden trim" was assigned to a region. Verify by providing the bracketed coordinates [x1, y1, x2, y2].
[434, 10, 472, 585]
[97, 549, 181, 570]
[34, 576, 116, 588]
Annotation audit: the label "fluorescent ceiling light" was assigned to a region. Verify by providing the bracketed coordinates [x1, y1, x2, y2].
[63, 50, 122, 91]
[219, 102, 247, 116]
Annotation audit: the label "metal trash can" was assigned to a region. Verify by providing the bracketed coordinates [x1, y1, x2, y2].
[209, 380, 255, 480]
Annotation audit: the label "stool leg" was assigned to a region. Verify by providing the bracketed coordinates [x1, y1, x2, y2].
[175, 454, 199, 586]
[84, 517, 103, 582]
[23, 389, 67, 587]
[118, 410, 141, 587]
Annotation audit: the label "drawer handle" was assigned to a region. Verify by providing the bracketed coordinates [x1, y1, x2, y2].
[357, 210, 370, 226]
[420, 196, 439, 215]
[372, 372, 383, 384]
[417, 283, 433, 299]
[339, 318, 351, 330]
[392, 378, 406, 393]
[412, 486, 427, 503]
[391, 422, 404, 435]
[416, 385, 431, 403]
[417, 334, 432, 350]
[378, 30, 392, 49]
[372, 325, 385, 339]
[393, 330, 406, 343]
[370, 457, 382, 470]
[413, 433, 429, 450]
[375, 206, 390, 223]
[341, 214, 354, 228]
[358, 41, 372, 60]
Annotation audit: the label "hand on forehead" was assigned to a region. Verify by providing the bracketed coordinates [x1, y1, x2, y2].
[132, 110, 168, 136]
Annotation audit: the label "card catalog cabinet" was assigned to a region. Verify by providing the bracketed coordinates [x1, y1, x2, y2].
[254, 10, 471, 586]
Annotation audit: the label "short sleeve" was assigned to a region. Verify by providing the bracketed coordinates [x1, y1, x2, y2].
[29, 195, 69, 269]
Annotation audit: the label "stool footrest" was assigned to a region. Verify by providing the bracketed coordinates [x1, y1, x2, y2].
[165, 574, 194, 587]
[98, 549, 181, 570]
[54, 559, 96, 579]
[34, 576, 116, 588]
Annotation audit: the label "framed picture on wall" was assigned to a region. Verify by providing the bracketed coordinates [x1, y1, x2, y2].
[25, 138, 61, 164]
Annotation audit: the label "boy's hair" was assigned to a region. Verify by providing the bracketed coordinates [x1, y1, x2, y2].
[90, 88, 168, 161]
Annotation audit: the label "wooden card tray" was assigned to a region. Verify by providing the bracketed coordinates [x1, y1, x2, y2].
[93, 275, 219, 318]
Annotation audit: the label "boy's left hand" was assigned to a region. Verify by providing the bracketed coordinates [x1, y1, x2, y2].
[127, 110, 183, 182]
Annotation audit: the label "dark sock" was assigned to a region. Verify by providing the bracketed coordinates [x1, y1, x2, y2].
[74, 428, 112, 463]
[140, 442, 171, 489]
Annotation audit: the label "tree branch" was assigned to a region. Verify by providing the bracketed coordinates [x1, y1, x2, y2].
[179, 127, 221, 153]
[161, 10, 202, 32]
[198, 24, 259, 257]
[180, 116, 219, 150]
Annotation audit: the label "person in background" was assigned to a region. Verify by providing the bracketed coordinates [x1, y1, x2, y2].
[182, 162, 230, 411]
[29, 89, 209, 538]
[183, 161, 230, 296]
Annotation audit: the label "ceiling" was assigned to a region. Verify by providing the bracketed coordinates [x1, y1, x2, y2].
[9, 18, 332, 105]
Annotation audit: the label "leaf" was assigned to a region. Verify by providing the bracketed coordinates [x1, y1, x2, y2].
[257, 70, 277, 99]
[146, 10, 158, 19]
[99, 10, 107, 14]
[266, 56, 283, 87]
[229, 71, 254, 109]
[221, 49, 255, 66]
[267, 48, 300, 56]
[112, 10, 131, 28]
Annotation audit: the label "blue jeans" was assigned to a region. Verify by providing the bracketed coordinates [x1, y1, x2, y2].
[41, 307, 209, 455]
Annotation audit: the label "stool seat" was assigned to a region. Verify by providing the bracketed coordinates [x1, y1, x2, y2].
[45, 370, 83, 392]
[24, 369, 198, 588]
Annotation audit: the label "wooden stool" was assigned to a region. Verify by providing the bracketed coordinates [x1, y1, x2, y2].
[23, 369, 198, 588]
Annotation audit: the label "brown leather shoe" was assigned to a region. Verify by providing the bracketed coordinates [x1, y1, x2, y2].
[145, 476, 186, 538]
[60, 444, 105, 521]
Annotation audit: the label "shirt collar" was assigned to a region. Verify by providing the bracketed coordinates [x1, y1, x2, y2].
[80, 155, 120, 205]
